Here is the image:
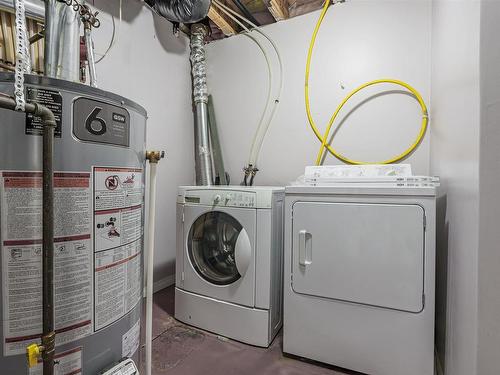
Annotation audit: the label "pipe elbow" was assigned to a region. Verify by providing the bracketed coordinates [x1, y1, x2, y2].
[34, 103, 57, 127]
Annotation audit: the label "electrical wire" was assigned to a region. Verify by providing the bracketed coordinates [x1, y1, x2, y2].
[306, 0, 428, 165]
[96, 0, 121, 63]
[231, 0, 260, 26]
[213, 0, 284, 184]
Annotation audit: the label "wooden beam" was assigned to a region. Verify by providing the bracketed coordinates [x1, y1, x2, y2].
[268, 0, 289, 21]
[208, 3, 237, 36]
[289, 0, 323, 18]
[0, 11, 15, 64]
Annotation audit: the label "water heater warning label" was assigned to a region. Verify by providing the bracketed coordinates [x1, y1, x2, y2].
[25, 87, 63, 137]
[93, 167, 143, 331]
[0, 171, 93, 356]
[122, 319, 140, 358]
[29, 346, 82, 375]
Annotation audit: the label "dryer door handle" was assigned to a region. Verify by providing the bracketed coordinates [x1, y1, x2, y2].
[299, 230, 312, 266]
[234, 228, 252, 277]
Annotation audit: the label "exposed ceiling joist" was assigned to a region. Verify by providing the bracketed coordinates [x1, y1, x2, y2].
[268, 0, 289, 21]
[208, 3, 237, 36]
[167, 0, 326, 41]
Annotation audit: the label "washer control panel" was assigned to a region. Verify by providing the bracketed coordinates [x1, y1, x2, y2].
[220, 192, 255, 207]
[184, 190, 256, 208]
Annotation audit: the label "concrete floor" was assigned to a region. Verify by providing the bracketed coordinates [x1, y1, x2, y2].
[141, 286, 356, 375]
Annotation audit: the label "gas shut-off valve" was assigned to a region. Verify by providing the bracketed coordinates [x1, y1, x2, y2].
[26, 343, 41, 368]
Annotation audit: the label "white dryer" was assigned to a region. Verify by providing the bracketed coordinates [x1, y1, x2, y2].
[175, 186, 284, 347]
[283, 185, 436, 375]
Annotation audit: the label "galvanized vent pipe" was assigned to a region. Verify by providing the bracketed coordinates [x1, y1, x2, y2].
[44, 0, 81, 81]
[190, 23, 214, 186]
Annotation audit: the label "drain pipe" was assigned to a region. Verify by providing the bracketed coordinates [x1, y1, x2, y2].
[190, 23, 213, 186]
[145, 151, 164, 375]
[0, 96, 57, 375]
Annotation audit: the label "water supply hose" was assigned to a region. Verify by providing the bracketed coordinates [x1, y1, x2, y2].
[145, 151, 164, 375]
[213, 0, 283, 184]
[306, 0, 429, 165]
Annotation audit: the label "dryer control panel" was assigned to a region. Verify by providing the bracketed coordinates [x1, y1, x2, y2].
[183, 190, 256, 208]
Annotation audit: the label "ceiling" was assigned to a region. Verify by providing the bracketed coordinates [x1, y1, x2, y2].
[205, 0, 324, 40]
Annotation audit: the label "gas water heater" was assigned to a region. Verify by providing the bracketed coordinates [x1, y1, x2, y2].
[0, 72, 146, 374]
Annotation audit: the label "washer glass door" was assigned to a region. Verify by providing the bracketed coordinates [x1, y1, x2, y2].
[188, 211, 250, 285]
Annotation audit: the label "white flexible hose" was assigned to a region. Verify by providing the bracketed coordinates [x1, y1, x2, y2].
[243, 34, 272, 166]
[145, 162, 158, 375]
[212, 2, 272, 168]
[213, 0, 283, 169]
[214, 5, 273, 166]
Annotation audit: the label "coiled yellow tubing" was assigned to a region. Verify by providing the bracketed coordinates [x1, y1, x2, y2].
[306, 0, 429, 166]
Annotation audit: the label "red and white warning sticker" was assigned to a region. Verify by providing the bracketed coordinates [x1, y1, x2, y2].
[29, 346, 83, 375]
[93, 167, 143, 331]
[94, 167, 143, 211]
[1, 172, 93, 356]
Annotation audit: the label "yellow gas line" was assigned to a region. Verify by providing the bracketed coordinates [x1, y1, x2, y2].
[305, 0, 429, 165]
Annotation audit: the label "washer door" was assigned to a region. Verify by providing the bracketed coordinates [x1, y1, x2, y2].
[188, 211, 252, 285]
[183, 205, 256, 307]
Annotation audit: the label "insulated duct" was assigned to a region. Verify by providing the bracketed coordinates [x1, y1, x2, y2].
[145, 0, 211, 23]
[190, 23, 213, 185]
[44, 0, 81, 81]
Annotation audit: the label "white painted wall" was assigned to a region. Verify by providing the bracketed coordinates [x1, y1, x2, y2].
[478, 1, 500, 373]
[79, 3, 500, 374]
[206, 1, 495, 374]
[205, 0, 432, 186]
[430, 1, 481, 375]
[91, 0, 194, 286]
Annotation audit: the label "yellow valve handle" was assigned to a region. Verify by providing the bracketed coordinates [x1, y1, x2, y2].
[26, 343, 41, 368]
[305, 1, 429, 166]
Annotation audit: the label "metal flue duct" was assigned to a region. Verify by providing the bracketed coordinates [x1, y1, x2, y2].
[145, 0, 211, 23]
[44, 0, 81, 81]
[190, 23, 213, 186]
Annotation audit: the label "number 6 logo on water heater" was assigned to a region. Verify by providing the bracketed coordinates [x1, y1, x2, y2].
[85, 107, 107, 135]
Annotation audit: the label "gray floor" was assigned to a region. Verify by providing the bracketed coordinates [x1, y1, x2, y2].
[141, 286, 355, 375]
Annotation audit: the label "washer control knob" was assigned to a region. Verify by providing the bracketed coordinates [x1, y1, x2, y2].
[225, 194, 232, 204]
[213, 194, 221, 204]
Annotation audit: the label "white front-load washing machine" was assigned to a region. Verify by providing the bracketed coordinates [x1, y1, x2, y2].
[175, 186, 284, 347]
[283, 185, 437, 375]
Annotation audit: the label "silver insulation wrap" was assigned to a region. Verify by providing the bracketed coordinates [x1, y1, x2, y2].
[145, 0, 211, 24]
[190, 24, 213, 185]
[44, 0, 81, 81]
[190, 25, 208, 104]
